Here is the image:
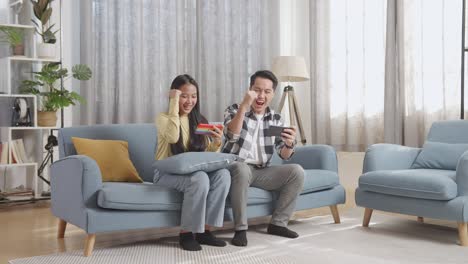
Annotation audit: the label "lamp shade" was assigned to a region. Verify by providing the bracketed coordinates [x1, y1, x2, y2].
[272, 56, 310, 82]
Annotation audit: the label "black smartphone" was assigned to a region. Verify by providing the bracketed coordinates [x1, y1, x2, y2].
[264, 125, 291, 137]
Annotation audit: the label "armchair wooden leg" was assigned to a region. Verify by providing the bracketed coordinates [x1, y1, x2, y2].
[363, 208, 373, 227]
[329, 205, 341, 224]
[417, 216, 424, 223]
[458, 223, 468, 247]
[84, 234, 96, 257]
[57, 219, 67, 238]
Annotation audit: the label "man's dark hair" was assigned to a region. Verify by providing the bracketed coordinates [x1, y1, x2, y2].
[249, 70, 278, 91]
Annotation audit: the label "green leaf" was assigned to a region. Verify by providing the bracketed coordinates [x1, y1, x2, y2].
[0, 26, 23, 46]
[41, 7, 52, 25]
[39, 0, 49, 14]
[72, 64, 92, 80]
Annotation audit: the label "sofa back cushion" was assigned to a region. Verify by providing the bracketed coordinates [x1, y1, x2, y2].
[427, 120, 468, 143]
[59, 124, 157, 182]
[72, 137, 143, 182]
[411, 141, 468, 170]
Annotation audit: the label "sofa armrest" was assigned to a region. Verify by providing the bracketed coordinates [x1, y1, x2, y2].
[363, 144, 421, 173]
[456, 151, 468, 196]
[282, 145, 338, 172]
[50, 155, 103, 230]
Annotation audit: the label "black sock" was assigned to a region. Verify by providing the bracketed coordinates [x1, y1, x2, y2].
[179, 232, 202, 251]
[195, 230, 227, 247]
[267, 224, 299, 238]
[231, 230, 248, 247]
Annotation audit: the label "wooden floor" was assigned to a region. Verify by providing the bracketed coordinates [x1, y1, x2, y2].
[1, 185, 457, 263]
[0, 188, 356, 263]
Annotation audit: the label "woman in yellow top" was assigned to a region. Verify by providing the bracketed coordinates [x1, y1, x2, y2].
[154, 74, 230, 251]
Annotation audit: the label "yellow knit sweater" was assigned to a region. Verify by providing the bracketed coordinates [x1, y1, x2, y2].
[155, 96, 220, 160]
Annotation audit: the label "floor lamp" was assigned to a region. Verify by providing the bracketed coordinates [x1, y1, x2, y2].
[272, 56, 310, 145]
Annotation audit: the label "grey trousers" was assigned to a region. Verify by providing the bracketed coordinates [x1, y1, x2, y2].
[154, 169, 231, 233]
[228, 162, 305, 230]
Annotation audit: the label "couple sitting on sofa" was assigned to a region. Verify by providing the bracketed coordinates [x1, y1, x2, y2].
[155, 71, 305, 251]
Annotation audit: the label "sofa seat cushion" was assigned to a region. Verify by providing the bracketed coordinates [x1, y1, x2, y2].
[301, 170, 340, 194]
[359, 169, 457, 200]
[99, 182, 274, 211]
[98, 182, 183, 211]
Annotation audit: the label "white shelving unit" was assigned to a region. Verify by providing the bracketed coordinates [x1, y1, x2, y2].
[0, 0, 62, 203]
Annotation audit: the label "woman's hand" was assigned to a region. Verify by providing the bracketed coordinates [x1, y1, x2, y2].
[209, 125, 223, 145]
[169, 89, 182, 98]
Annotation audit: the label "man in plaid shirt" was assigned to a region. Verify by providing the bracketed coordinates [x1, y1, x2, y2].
[222, 70, 305, 247]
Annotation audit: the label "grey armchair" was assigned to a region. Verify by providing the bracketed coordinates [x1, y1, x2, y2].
[355, 120, 468, 246]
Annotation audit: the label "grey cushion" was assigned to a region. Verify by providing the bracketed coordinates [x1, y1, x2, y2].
[153, 152, 237, 175]
[97, 182, 183, 211]
[301, 170, 340, 194]
[411, 141, 468, 170]
[359, 169, 457, 201]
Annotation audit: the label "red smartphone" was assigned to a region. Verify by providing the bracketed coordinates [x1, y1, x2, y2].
[195, 124, 224, 135]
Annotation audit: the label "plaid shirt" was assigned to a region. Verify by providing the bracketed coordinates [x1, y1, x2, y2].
[222, 104, 291, 167]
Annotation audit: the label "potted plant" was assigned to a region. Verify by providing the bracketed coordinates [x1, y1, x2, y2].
[20, 62, 92, 126]
[0, 26, 25, 56]
[31, 0, 59, 58]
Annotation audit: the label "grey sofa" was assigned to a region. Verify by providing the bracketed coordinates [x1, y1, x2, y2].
[356, 120, 468, 246]
[51, 123, 346, 256]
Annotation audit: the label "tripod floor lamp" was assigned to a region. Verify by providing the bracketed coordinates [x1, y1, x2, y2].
[272, 56, 310, 145]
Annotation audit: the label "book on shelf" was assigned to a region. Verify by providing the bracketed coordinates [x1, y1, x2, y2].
[15, 139, 30, 163]
[10, 139, 30, 164]
[0, 142, 8, 164]
[10, 140, 21, 163]
[1, 185, 34, 197]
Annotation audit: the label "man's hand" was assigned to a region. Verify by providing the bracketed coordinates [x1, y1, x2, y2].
[240, 90, 257, 111]
[281, 126, 297, 148]
[169, 89, 182, 98]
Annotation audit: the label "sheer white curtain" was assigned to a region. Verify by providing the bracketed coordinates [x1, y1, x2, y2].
[77, 0, 279, 125]
[400, 0, 462, 147]
[310, 0, 462, 151]
[310, 0, 387, 151]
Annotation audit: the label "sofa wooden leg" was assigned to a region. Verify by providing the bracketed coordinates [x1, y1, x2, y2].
[329, 205, 341, 224]
[363, 208, 373, 227]
[417, 216, 424, 223]
[84, 234, 96, 257]
[458, 223, 468, 246]
[57, 219, 67, 238]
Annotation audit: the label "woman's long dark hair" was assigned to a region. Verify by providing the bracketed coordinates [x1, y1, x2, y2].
[170, 74, 208, 155]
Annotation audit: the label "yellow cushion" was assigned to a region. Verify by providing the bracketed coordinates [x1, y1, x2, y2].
[71, 137, 143, 183]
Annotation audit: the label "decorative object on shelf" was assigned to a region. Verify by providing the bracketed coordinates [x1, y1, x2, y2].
[20, 62, 92, 126]
[0, 25, 24, 56]
[31, 0, 58, 58]
[9, 0, 24, 24]
[272, 56, 310, 145]
[11, 97, 32, 126]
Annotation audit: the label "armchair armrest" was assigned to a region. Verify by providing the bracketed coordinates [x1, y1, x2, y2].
[363, 144, 421, 173]
[50, 155, 103, 231]
[456, 151, 468, 196]
[282, 145, 338, 172]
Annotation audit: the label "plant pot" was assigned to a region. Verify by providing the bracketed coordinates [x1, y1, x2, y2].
[13, 44, 24, 56]
[37, 111, 57, 127]
[37, 43, 55, 59]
